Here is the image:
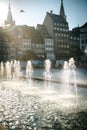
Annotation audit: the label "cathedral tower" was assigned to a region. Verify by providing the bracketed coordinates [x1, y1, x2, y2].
[4, 2, 15, 26]
[59, 0, 66, 19]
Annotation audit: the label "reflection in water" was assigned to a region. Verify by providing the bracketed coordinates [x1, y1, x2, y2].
[0, 79, 87, 129]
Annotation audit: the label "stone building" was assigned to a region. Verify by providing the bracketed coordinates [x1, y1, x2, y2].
[17, 25, 45, 60]
[43, 0, 70, 63]
[69, 27, 80, 61]
[0, 2, 17, 61]
[37, 24, 55, 61]
[0, 29, 10, 62]
[80, 22, 87, 66]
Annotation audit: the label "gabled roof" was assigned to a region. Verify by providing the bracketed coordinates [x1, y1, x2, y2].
[21, 25, 31, 39]
[37, 24, 52, 38]
[70, 27, 80, 37]
[80, 22, 87, 28]
[31, 28, 44, 43]
[47, 12, 67, 24]
[21, 25, 44, 44]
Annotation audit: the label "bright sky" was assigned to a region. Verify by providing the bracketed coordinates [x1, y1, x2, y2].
[0, 0, 87, 30]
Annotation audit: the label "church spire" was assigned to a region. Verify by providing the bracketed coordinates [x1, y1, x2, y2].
[59, 0, 66, 19]
[5, 1, 15, 26]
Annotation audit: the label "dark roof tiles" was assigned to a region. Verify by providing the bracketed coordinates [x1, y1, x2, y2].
[47, 12, 67, 23]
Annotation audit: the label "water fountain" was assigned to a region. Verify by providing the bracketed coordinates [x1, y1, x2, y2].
[63, 58, 76, 85]
[0, 61, 4, 78]
[69, 57, 76, 85]
[6, 61, 11, 80]
[44, 59, 52, 89]
[0, 58, 87, 130]
[63, 60, 69, 85]
[26, 60, 33, 81]
[63, 58, 78, 105]
[5, 60, 21, 80]
[14, 60, 21, 80]
[44, 59, 51, 81]
[17, 61, 21, 79]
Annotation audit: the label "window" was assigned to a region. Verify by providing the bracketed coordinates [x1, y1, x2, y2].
[67, 45, 69, 48]
[55, 33, 57, 37]
[61, 34, 63, 37]
[86, 39, 87, 44]
[61, 45, 63, 48]
[57, 23, 59, 26]
[58, 33, 60, 37]
[54, 27, 57, 30]
[82, 39, 84, 44]
[54, 22, 56, 26]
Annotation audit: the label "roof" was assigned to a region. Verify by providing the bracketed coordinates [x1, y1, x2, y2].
[81, 22, 87, 28]
[21, 25, 44, 43]
[37, 24, 52, 38]
[2, 26, 18, 43]
[31, 28, 44, 43]
[70, 27, 80, 37]
[47, 12, 67, 24]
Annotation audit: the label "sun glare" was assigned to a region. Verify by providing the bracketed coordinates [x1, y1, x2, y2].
[0, 2, 8, 26]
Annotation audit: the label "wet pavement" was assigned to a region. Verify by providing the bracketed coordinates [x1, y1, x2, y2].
[0, 80, 87, 130]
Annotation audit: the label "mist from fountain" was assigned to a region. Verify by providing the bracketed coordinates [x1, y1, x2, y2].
[13, 60, 21, 80]
[44, 59, 52, 90]
[6, 61, 11, 80]
[0, 58, 87, 130]
[0, 58, 82, 106]
[64, 58, 76, 85]
[0, 62, 4, 78]
[63, 58, 78, 105]
[69, 58, 76, 85]
[0, 60, 21, 80]
[44, 59, 51, 81]
[26, 60, 33, 83]
[63, 61, 69, 85]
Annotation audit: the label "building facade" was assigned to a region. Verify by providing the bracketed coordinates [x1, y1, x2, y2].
[0, 0, 87, 67]
[17, 25, 45, 61]
[37, 24, 55, 61]
[69, 27, 80, 62]
[80, 22, 87, 66]
[43, 0, 70, 62]
[0, 30, 10, 62]
[0, 2, 17, 61]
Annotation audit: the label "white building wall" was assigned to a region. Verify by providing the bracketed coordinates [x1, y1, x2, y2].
[45, 38, 55, 60]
